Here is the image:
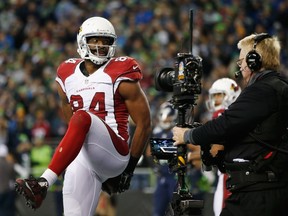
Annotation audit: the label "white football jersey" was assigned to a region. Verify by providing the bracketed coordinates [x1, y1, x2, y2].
[56, 56, 142, 141]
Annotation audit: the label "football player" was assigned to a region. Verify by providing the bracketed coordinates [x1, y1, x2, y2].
[207, 78, 241, 216]
[15, 16, 151, 216]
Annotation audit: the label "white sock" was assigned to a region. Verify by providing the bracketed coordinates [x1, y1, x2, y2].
[41, 169, 58, 187]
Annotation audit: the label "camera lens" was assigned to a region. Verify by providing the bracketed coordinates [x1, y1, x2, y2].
[155, 67, 175, 92]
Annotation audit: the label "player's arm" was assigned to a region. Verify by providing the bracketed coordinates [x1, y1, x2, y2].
[56, 82, 73, 124]
[119, 80, 152, 161]
[101, 80, 151, 195]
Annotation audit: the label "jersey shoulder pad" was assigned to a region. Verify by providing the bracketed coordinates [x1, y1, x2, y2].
[105, 56, 142, 82]
[57, 58, 82, 83]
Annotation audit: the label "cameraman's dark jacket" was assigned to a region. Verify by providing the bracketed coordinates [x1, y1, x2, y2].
[189, 70, 288, 191]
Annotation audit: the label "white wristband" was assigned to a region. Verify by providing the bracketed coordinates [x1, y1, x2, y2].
[41, 168, 58, 187]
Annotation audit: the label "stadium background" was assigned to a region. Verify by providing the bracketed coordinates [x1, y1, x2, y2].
[0, 0, 287, 215]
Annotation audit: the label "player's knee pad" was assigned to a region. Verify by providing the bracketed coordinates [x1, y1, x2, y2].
[69, 110, 91, 132]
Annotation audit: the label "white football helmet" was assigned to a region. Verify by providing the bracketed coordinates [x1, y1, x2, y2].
[206, 78, 241, 112]
[158, 102, 178, 130]
[77, 17, 117, 65]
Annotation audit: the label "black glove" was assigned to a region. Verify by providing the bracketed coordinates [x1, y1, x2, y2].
[102, 156, 138, 195]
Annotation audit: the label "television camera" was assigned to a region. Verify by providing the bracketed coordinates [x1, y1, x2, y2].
[150, 9, 204, 216]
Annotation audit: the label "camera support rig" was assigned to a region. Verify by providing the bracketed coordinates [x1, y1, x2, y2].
[152, 9, 204, 216]
[168, 104, 203, 216]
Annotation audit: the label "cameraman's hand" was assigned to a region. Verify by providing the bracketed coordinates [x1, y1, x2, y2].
[186, 144, 224, 170]
[172, 126, 190, 145]
[210, 144, 224, 157]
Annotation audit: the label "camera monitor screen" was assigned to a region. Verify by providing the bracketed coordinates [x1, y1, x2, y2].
[150, 138, 177, 159]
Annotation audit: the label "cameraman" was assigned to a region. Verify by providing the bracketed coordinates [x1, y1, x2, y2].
[172, 33, 288, 216]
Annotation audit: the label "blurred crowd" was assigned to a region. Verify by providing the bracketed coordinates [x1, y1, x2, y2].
[0, 0, 288, 215]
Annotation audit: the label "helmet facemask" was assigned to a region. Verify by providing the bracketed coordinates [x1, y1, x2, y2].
[206, 78, 241, 112]
[77, 17, 117, 65]
[79, 36, 116, 65]
[206, 92, 226, 112]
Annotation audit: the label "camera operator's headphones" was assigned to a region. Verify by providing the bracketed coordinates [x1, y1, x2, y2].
[246, 33, 272, 72]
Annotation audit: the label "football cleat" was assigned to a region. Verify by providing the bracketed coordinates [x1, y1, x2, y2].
[15, 176, 48, 210]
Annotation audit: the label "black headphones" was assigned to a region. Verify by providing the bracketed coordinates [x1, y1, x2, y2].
[245, 33, 271, 72]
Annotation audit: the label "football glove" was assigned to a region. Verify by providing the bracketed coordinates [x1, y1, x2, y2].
[102, 171, 133, 195]
[101, 156, 139, 195]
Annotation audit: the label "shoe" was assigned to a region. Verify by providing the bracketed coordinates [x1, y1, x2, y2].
[15, 176, 48, 210]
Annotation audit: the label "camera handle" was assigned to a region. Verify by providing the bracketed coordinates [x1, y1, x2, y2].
[168, 106, 203, 216]
[175, 105, 189, 193]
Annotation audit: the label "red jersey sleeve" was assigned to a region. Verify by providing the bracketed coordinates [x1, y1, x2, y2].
[104, 56, 143, 83]
[56, 58, 83, 83]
